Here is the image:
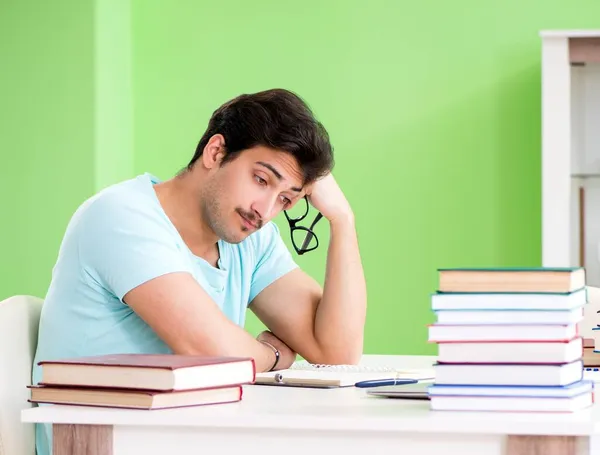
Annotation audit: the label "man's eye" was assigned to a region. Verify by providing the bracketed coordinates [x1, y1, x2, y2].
[254, 175, 266, 185]
[281, 196, 291, 206]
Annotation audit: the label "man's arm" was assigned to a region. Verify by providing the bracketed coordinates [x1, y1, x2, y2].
[122, 272, 295, 372]
[249, 175, 367, 365]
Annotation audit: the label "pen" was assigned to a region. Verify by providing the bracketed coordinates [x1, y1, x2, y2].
[354, 378, 418, 388]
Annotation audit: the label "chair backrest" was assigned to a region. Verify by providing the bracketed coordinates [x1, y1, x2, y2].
[0, 295, 43, 455]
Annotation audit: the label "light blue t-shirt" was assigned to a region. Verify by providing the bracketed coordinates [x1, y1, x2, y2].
[31, 173, 297, 455]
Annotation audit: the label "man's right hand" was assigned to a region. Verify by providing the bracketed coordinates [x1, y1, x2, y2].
[257, 330, 297, 370]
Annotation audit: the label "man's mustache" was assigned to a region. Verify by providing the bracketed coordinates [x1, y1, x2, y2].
[236, 208, 263, 228]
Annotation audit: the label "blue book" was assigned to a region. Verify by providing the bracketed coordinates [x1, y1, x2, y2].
[428, 380, 593, 398]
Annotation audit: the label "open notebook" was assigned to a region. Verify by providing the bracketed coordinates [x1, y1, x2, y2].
[254, 361, 435, 388]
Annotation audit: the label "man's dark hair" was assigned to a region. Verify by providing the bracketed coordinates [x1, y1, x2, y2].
[187, 88, 334, 185]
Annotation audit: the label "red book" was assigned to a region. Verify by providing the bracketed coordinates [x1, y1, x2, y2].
[37, 353, 255, 391]
[28, 384, 243, 410]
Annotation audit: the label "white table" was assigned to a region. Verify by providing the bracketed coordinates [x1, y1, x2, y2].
[21, 355, 600, 455]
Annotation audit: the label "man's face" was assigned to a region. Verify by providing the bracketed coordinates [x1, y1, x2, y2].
[201, 145, 306, 244]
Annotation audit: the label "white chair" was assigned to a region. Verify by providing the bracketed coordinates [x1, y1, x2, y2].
[0, 295, 43, 455]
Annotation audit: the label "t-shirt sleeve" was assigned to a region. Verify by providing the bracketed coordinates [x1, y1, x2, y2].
[77, 193, 190, 301]
[249, 222, 298, 303]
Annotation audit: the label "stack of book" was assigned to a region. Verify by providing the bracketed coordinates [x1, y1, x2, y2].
[427, 267, 594, 412]
[28, 353, 256, 410]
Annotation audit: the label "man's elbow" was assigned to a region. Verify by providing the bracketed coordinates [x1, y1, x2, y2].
[331, 355, 361, 365]
[307, 345, 362, 366]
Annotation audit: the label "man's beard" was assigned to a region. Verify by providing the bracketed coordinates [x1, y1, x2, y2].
[201, 197, 261, 244]
[201, 197, 234, 243]
[199, 178, 264, 243]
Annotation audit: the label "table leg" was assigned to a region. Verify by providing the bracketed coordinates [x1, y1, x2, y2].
[53, 424, 113, 455]
[506, 435, 577, 455]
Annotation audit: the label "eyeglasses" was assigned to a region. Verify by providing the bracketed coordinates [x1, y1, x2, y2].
[284, 196, 323, 255]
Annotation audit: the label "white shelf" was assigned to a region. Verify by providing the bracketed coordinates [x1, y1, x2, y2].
[541, 31, 600, 285]
[540, 30, 600, 38]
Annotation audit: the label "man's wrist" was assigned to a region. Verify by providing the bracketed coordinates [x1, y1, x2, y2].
[259, 340, 280, 371]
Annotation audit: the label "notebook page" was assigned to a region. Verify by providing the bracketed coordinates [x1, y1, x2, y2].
[290, 361, 396, 372]
[255, 361, 435, 387]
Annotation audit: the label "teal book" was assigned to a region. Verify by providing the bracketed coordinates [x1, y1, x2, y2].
[437, 266, 583, 272]
[430, 287, 587, 311]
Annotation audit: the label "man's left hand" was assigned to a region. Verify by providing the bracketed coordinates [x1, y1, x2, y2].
[306, 174, 353, 224]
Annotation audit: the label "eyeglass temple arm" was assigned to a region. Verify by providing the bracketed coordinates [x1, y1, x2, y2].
[310, 212, 323, 229]
[300, 212, 324, 250]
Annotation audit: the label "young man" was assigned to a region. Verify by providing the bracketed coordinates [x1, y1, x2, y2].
[32, 88, 367, 405]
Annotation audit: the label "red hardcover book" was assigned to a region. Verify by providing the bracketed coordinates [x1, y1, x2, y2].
[28, 384, 243, 410]
[37, 354, 256, 391]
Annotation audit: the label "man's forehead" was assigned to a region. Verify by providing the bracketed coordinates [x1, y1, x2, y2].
[247, 147, 304, 191]
[255, 160, 304, 193]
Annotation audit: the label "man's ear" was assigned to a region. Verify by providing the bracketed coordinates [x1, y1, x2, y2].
[202, 134, 227, 170]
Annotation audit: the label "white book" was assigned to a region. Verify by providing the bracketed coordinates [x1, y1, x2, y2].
[428, 323, 577, 342]
[430, 391, 592, 412]
[437, 337, 583, 364]
[433, 360, 583, 386]
[431, 288, 586, 311]
[434, 307, 584, 325]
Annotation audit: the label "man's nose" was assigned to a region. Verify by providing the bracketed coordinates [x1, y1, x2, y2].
[253, 194, 278, 220]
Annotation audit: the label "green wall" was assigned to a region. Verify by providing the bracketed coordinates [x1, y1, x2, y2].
[1, 0, 96, 299]
[0, 0, 133, 302]
[3, 0, 600, 355]
[130, 0, 600, 354]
